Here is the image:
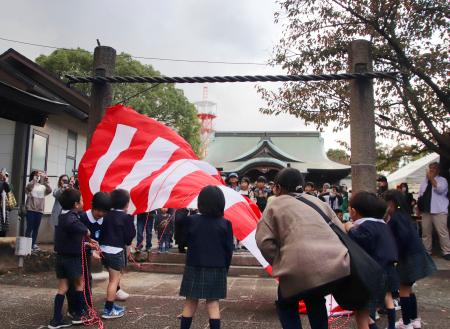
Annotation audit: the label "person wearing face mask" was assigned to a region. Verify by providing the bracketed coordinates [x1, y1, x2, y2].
[399, 183, 415, 215]
[376, 176, 389, 199]
[50, 175, 70, 229]
[25, 170, 52, 251]
[326, 186, 343, 211]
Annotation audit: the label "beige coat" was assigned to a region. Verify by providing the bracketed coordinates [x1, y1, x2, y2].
[256, 193, 350, 298]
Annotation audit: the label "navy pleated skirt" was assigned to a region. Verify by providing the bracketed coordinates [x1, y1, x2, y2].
[180, 266, 227, 299]
[398, 250, 437, 284]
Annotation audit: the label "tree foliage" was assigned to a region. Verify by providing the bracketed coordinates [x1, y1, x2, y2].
[259, 0, 449, 159]
[326, 148, 350, 165]
[327, 142, 429, 173]
[36, 49, 201, 155]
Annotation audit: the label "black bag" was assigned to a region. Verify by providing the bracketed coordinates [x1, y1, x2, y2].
[416, 196, 424, 212]
[292, 194, 384, 310]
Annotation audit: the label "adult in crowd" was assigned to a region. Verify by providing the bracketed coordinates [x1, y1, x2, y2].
[136, 211, 155, 252]
[252, 176, 271, 212]
[50, 174, 70, 228]
[0, 169, 11, 237]
[25, 170, 52, 251]
[376, 175, 389, 199]
[328, 186, 343, 211]
[319, 185, 343, 211]
[175, 208, 194, 254]
[238, 177, 254, 199]
[399, 182, 415, 215]
[256, 168, 368, 329]
[226, 173, 240, 192]
[418, 162, 450, 260]
[318, 182, 331, 200]
[304, 181, 316, 196]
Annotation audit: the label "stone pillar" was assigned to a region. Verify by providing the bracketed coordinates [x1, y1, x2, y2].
[87, 46, 116, 145]
[348, 40, 377, 194]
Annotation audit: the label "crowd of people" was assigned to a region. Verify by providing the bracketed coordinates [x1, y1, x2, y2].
[0, 161, 447, 329]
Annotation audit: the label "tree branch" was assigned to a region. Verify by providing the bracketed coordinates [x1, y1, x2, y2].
[331, 0, 450, 110]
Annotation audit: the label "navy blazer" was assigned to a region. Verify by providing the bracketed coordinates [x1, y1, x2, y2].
[54, 211, 88, 256]
[348, 218, 398, 268]
[185, 214, 234, 269]
[388, 210, 424, 259]
[99, 210, 136, 248]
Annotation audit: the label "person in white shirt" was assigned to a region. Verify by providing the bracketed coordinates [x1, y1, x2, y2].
[418, 162, 450, 260]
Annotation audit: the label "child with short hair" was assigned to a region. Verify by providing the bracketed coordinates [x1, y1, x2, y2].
[345, 191, 399, 329]
[68, 192, 111, 311]
[49, 188, 89, 329]
[154, 208, 173, 253]
[99, 189, 136, 319]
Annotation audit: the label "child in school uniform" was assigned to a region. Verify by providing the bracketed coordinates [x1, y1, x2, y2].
[49, 188, 92, 328]
[67, 192, 110, 311]
[384, 190, 437, 329]
[99, 189, 136, 319]
[345, 191, 399, 329]
[178, 185, 234, 329]
[154, 208, 173, 253]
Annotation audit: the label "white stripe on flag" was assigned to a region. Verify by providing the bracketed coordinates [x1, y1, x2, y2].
[116, 137, 179, 213]
[186, 185, 245, 210]
[240, 229, 270, 268]
[89, 124, 137, 194]
[146, 159, 213, 211]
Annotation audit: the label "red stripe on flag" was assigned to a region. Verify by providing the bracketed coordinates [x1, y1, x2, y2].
[224, 201, 259, 241]
[99, 133, 159, 192]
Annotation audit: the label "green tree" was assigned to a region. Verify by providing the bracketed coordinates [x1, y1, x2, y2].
[36, 49, 201, 155]
[326, 148, 350, 165]
[259, 0, 449, 160]
[328, 142, 429, 173]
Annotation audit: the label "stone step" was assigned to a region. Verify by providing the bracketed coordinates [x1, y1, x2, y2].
[132, 251, 261, 267]
[132, 262, 269, 278]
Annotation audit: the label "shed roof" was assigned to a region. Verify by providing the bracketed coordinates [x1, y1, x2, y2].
[0, 48, 90, 125]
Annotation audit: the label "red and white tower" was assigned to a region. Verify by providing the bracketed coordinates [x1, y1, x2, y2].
[195, 86, 217, 158]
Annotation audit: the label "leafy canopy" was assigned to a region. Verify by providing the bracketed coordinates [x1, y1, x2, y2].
[327, 142, 429, 173]
[36, 49, 201, 155]
[259, 0, 449, 159]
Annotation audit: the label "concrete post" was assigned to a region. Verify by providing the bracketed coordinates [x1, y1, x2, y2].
[87, 46, 115, 272]
[348, 40, 377, 194]
[87, 46, 116, 145]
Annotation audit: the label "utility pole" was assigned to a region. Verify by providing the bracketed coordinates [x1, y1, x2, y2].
[87, 46, 116, 144]
[348, 40, 377, 194]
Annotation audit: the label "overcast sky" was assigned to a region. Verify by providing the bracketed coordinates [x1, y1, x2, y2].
[0, 0, 349, 150]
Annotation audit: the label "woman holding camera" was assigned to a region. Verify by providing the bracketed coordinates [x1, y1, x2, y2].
[25, 170, 52, 251]
[50, 174, 70, 228]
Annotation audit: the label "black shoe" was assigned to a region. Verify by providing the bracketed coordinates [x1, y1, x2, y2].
[443, 254, 450, 261]
[48, 318, 72, 328]
[71, 311, 93, 325]
[66, 311, 76, 319]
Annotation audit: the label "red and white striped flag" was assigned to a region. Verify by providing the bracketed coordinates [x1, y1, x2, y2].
[78, 104, 269, 269]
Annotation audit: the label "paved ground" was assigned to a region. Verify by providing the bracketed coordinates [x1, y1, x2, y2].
[0, 257, 449, 329]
